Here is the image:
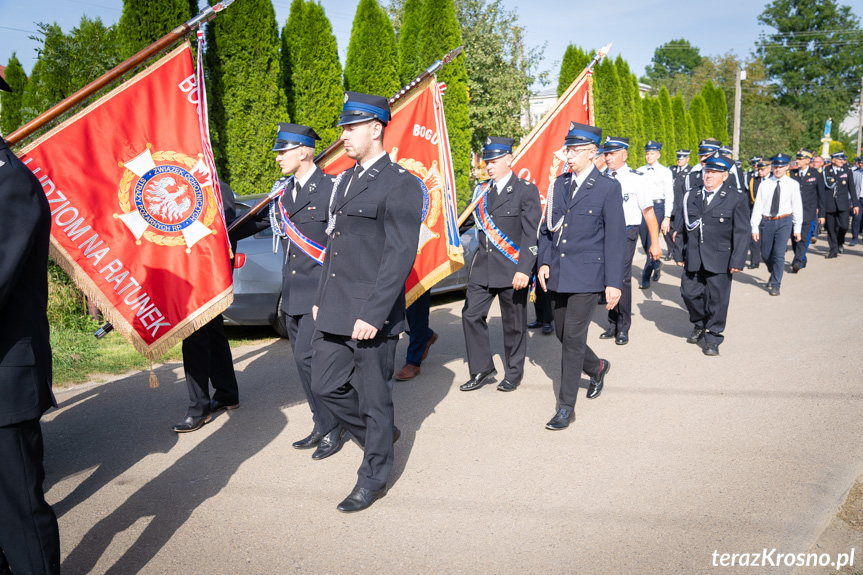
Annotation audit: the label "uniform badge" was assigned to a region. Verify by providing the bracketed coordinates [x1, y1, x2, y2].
[506, 186, 512, 193]
[344, 93, 349, 103]
[308, 182, 316, 193]
[529, 246, 538, 255]
[486, 137, 492, 145]
[115, 146, 217, 253]
[623, 193, 630, 201]
[569, 121, 575, 130]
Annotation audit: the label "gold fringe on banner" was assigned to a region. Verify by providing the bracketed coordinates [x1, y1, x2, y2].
[149, 363, 160, 388]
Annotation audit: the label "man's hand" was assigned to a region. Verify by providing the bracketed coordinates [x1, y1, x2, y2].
[312, 305, 318, 321]
[352, 319, 378, 340]
[661, 217, 671, 234]
[819, 217, 826, 225]
[605, 286, 621, 310]
[677, 261, 684, 267]
[649, 243, 663, 260]
[730, 268, 741, 274]
[751, 232, 760, 242]
[537, 265, 550, 292]
[854, 207, 860, 216]
[512, 272, 530, 290]
[793, 233, 801, 242]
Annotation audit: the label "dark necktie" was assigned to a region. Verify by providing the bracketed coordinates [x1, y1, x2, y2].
[346, 164, 363, 196]
[770, 183, 780, 217]
[292, 181, 301, 203]
[647, 167, 654, 171]
[610, 170, 618, 179]
[488, 183, 499, 209]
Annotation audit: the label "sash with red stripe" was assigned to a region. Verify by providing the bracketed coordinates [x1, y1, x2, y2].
[271, 186, 327, 266]
[474, 182, 520, 265]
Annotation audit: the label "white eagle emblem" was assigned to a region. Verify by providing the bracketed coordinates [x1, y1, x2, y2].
[146, 176, 192, 222]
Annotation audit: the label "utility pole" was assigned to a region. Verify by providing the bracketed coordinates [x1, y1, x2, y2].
[732, 68, 745, 160]
[857, 76, 862, 157]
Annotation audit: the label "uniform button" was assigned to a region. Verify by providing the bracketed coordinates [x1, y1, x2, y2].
[589, 210, 593, 213]
[311, 217, 315, 220]
[561, 253, 565, 257]
[291, 270, 296, 275]
[564, 223, 568, 228]
[488, 249, 492, 252]
[562, 239, 567, 243]
[292, 254, 296, 258]
[567, 209, 570, 213]
[336, 232, 341, 237]
[338, 210, 343, 215]
[331, 273, 336, 277]
[334, 252, 338, 256]
[359, 209, 363, 213]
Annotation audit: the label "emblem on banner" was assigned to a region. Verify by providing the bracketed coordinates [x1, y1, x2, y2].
[115, 145, 218, 253]
[390, 148, 439, 253]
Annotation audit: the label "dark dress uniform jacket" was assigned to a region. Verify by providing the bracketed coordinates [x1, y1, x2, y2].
[820, 164, 860, 212]
[790, 167, 824, 221]
[537, 167, 626, 293]
[314, 155, 423, 337]
[0, 137, 56, 427]
[277, 169, 334, 316]
[672, 166, 702, 223]
[460, 176, 542, 288]
[670, 164, 692, 180]
[674, 181, 750, 274]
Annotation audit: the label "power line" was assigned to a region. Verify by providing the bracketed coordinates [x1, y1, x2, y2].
[0, 25, 39, 34]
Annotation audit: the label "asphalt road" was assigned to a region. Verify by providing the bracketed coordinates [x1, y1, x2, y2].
[44, 238, 863, 574]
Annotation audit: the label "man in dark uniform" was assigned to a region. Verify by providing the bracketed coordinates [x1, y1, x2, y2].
[747, 158, 772, 269]
[744, 156, 762, 192]
[789, 149, 824, 272]
[536, 122, 625, 430]
[667, 149, 692, 260]
[459, 137, 541, 392]
[819, 151, 860, 258]
[670, 149, 692, 179]
[171, 179, 241, 433]
[310, 92, 423, 513]
[674, 153, 749, 356]
[265, 123, 344, 459]
[671, 140, 722, 227]
[0, 71, 61, 574]
[720, 145, 746, 194]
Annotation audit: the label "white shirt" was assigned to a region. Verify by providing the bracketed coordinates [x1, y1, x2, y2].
[491, 171, 514, 194]
[638, 162, 674, 212]
[293, 165, 318, 201]
[344, 150, 388, 196]
[750, 174, 803, 234]
[607, 166, 651, 226]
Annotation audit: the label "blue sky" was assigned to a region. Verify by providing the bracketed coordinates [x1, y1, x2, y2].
[1, 0, 771, 83]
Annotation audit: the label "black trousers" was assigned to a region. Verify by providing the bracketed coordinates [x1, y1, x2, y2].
[286, 312, 338, 434]
[680, 267, 733, 346]
[550, 292, 602, 410]
[532, 286, 553, 324]
[792, 220, 817, 267]
[311, 331, 398, 491]
[181, 314, 239, 417]
[0, 419, 60, 575]
[608, 226, 639, 333]
[640, 202, 664, 282]
[462, 282, 528, 382]
[825, 210, 850, 256]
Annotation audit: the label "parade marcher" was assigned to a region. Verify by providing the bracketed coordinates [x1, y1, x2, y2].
[172, 179, 241, 433]
[667, 149, 692, 260]
[671, 140, 722, 229]
[536, 122, 625, 430]
[819, 151, 860, 258]
[0, 82, 62, 573]
[745, 156, 762, 192]
[849, 156, 863, 245]
[720, 145, 747, 194]
[459, 137, 542, 392]
[638, 140, 673, 288]
[812, 155, 827, 240]
[674, 153, 749, 356]
[259, 123, 346, 459]
[750, 154, 802, 296]
[789, 149, 824, 271]
[747, 158, 773, 269]
[670, 149, 692, 179]
[600, 136, 661, 345]
[394, 290, 438, 381]
[310, 92, 423, 512]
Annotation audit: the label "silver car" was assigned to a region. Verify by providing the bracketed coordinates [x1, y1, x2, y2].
[223, 193, 479, 336]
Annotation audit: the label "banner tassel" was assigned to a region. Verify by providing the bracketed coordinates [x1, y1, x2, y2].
[149, 363, 160, 388]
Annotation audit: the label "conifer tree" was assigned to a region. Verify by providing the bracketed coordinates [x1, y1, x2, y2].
[701, 80, 730, 144]
[418, 0, 470, 201]
[0, 53, 27, 135]
[613, 57, 640, 166]
[651, 96, 667, 157]
[281, 0, 305, 121]
[398, 0, 425, 84]
[687, 112, 699, 166]
[206, 0, 287, 195]
[289, 2, 343, 152]
[671, 93, 689, 157]
[641, 97, 655, 145]
[557, 44, 589, 97]
[344, 0, 401, 97]
[689, 93, 712, 144]
[594, 58, 623, 141]
[117, 0, 195, 59]
[657, 85, 675, 157]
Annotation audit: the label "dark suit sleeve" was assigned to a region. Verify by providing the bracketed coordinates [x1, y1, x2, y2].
[0, 156, 43, 311]
[730, 193, 750, 271]
[537, 194, 552, 270]
[516, 182, 541, 277]
[603, 181, 626, 290]
[816, 173, 825, 217]
[849, 167, 861, 210]
[358, 174, 423, 330]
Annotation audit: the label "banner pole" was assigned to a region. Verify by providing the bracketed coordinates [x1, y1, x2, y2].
[4, 0, 237, 146]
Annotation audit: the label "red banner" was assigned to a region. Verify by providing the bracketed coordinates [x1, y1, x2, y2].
[512, 75, 594, 210]
[19, 43, 233, 360]
[317, 76, 463, 306]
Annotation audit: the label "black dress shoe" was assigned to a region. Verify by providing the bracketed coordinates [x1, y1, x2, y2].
[172, 414, 212, 433]
[336, 486, 387, 513]
[209, 399, 239, 413]
[770, 286, 780, 296]
[749, 263, 760, 269]
[703, 343, 719, 356]
[545, 408, 574, 430]
[496, 378, 519, 392]
[826, 253, 838, 259]
[293, 431, 323, 450]
[527, 320, 543, 329]
[638, 280, 649, 289]
[312, 427, 346, 460]
[541, 322, 554, 335]
[586, 359, 610, 399]
[839, 245, 845, 253]
[766, 285, 775, 296]
[460, 369, 496, 391]
[615, 331, 629, 345]
[791, 261, 800, 273]
[652, 267, 662, 282]
[599, 328, 616, 339]
[686, 326, 704, 344]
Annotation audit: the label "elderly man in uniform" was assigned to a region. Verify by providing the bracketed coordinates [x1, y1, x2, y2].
[789, 149, 824, 272]
[0, 75, 61, 575]
[750, 154, 802, 296]
[638, 140, 673, 288]
[819, 151, 860, 258]
[458, 137, 541, 393]
[537, 122, 625, 430]
[310, 92, 423, 512]
[599, 136, 661, 345]
[674, 153, 749, 356]
[671, 140, 722, 238]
